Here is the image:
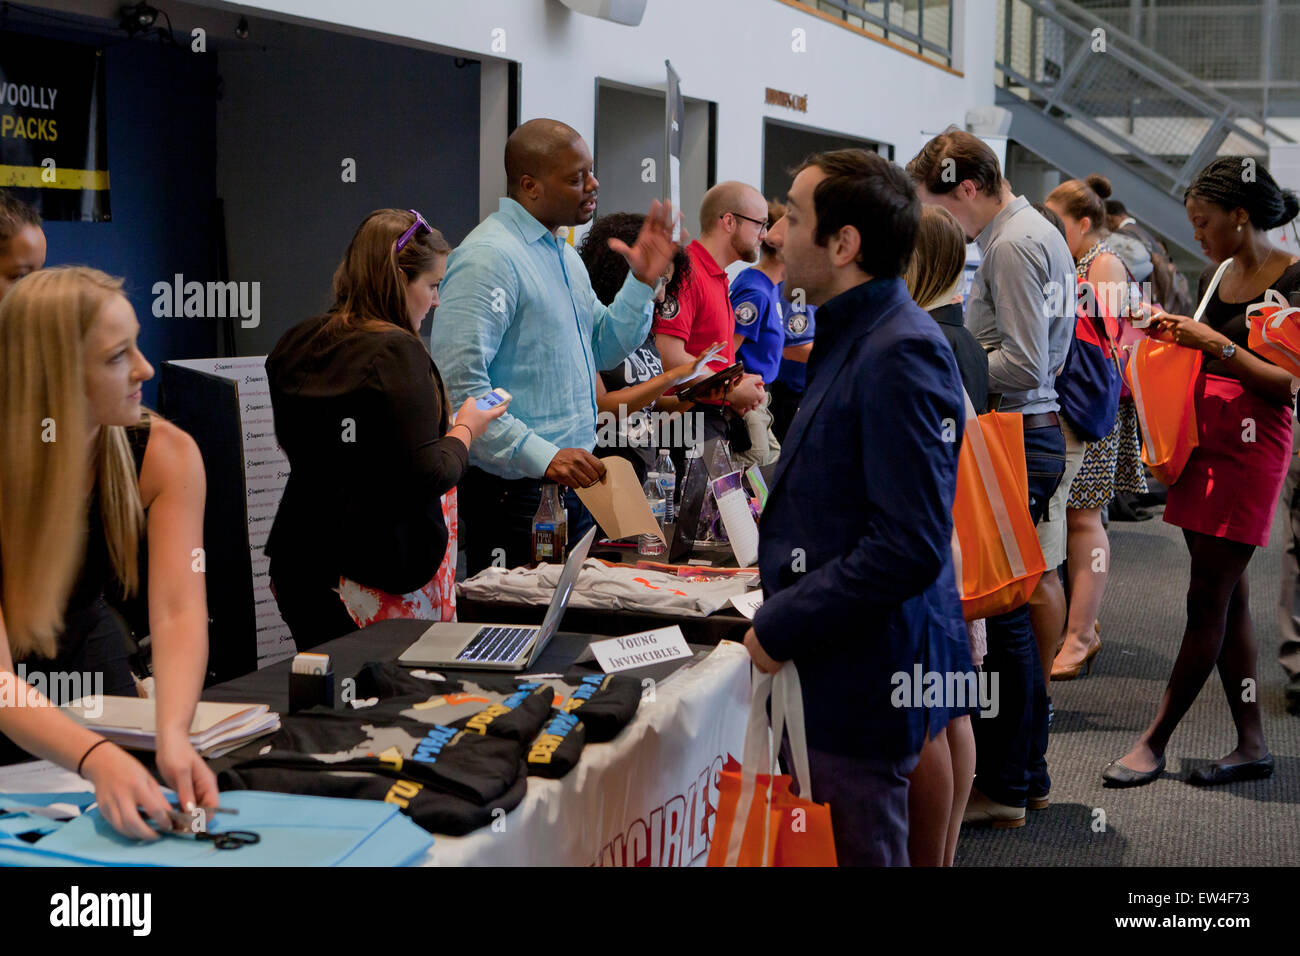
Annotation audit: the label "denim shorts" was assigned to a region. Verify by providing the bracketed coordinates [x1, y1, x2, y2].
[1023, 422, 1067, 526]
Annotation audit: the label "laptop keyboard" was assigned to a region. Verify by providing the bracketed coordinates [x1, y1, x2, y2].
[456, 626, 538, 664]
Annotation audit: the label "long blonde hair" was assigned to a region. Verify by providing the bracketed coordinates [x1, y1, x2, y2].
[0, 267, 145, 660]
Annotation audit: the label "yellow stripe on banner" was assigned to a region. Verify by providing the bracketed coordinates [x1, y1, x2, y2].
[0, 165, 111, 190]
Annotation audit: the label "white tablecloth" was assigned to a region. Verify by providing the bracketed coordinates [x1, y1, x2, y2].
[424, 640, 751, 866]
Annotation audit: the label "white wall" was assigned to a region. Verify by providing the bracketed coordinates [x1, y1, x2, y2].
[595, 83, 712, 238]
[196, 0, 996, 197]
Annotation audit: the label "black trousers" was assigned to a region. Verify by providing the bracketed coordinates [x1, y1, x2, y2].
[460, 467, 596, 576]
[269, 561, 358, 651]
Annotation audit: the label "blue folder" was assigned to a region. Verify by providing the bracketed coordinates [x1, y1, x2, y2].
[0, 789, 432, 867]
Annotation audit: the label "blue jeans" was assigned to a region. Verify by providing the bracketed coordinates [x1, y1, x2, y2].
[973, 421, 1066, 807]
[461, 467, 595, 574]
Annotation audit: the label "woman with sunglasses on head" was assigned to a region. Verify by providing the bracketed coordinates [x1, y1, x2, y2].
[1104, 158, 1300, 787]
[266, 209, 508, 647]
[0, 266, 215, 839]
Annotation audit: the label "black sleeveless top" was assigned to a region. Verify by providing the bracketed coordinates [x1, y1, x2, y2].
[0, 418, 151, 626]
[0, 420, 151, 763]
[1198, 260, 1300, 383]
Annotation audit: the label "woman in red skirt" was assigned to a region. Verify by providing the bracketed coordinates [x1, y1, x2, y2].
[1104, 157, 1300, 787]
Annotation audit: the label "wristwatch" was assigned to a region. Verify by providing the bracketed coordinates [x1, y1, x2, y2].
[1220, 342, 1237, 361]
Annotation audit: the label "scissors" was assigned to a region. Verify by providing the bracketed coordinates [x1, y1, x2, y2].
[181, 828, 260, 850]
[158, 803, 260, 850]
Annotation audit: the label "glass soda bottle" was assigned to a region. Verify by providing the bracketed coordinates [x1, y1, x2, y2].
[531, 483, 568, 565]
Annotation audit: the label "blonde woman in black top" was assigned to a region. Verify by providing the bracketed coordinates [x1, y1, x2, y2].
[266, 209, 507, 646]
[0, 267, 214, 839]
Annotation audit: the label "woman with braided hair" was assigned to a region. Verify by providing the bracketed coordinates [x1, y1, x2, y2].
[1103, 156, 1300, 787]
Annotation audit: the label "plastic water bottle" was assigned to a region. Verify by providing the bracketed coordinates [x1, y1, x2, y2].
[679, 442, 704, 546]
[639, 472, 667, 556]
[654, 450, 676, 523]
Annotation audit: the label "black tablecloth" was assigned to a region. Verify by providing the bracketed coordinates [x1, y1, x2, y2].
[203, 618, 705, 714]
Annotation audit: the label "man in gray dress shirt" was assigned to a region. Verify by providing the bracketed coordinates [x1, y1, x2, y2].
[908, 128, 1076, 828]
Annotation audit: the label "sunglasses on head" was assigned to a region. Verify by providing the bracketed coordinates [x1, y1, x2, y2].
[395, 209, 432, 252]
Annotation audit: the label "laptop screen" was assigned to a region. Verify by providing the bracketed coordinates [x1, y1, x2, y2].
[536, 526, 597, 643]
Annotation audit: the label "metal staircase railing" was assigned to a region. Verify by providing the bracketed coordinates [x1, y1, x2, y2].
[995, 0, 1293, 197]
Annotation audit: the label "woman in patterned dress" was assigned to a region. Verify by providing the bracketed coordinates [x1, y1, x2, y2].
[1045, 176, 1146, 679]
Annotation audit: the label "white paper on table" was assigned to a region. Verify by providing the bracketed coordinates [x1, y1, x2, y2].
[729, 590, 764, 619]
[0, 759, 94, 794]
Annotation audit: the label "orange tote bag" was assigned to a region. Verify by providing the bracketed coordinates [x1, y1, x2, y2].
[1124, 258, 1231, 487]
[1246, 289, 1300, 379]
[951, 391, 1046, 621]
[708, 666, 837, 867]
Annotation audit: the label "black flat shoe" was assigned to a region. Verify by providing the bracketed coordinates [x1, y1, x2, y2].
[1188, 754, 1274, 786]
[1102, 755, 1166, 787]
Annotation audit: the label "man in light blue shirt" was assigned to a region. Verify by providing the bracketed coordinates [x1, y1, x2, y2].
[432, 118, 677, 572]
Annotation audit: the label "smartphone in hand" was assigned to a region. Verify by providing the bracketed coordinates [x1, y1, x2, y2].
[476, 388, 513, 411]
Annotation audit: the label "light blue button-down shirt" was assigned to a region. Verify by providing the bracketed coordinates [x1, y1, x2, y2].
[430, 198, 654, 479]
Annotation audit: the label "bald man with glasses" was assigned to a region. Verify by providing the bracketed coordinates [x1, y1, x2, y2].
[653, 182, 768, 449]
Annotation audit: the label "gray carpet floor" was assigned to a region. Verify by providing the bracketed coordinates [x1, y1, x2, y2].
[956, 506, 1300, 866]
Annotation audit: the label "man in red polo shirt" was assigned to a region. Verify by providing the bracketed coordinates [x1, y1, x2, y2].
[654, 181, 767, 444]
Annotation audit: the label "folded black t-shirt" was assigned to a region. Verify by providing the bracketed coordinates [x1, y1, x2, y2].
[223, 702, 523, 805]
[351, 662, 642, 771]
[219, 759, 528, 837]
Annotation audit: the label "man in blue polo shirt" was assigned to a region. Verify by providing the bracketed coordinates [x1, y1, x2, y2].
[771, 282, 816, 443]
[731, 199, 789, 385]
[730, 199, 791, 464]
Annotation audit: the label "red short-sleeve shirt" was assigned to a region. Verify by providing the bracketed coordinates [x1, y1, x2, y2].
[652, 239, 735, 369]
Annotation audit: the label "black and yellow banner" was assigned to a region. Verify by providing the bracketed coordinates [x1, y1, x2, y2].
[0, 35, 110, 221]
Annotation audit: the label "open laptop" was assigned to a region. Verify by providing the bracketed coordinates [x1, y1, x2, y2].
[397, 526, 597, 671]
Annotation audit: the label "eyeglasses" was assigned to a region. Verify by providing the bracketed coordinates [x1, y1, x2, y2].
[395, 209, 432, 252]
[727, 211, 770, 232]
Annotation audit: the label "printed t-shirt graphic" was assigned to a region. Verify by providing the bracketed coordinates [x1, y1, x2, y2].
[354, 662, 642, 769]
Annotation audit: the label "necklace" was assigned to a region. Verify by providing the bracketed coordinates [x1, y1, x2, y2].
[1232, 247, 1276, 287]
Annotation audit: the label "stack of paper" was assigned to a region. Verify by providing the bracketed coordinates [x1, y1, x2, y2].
[62, 697, 281, 759]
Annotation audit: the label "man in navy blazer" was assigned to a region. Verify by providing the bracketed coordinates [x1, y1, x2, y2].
[745, 149, 968, 866]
